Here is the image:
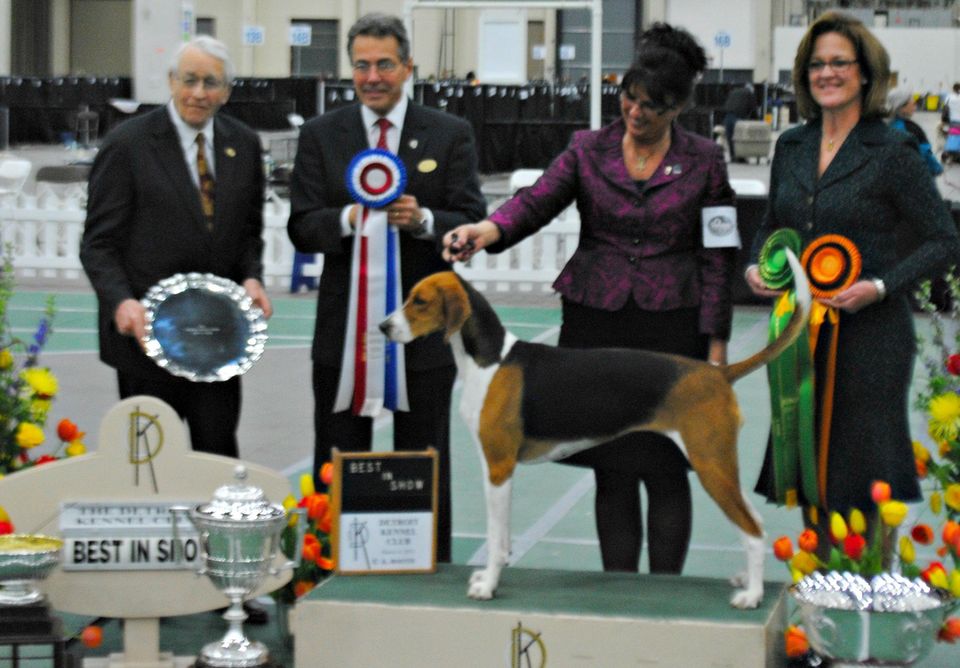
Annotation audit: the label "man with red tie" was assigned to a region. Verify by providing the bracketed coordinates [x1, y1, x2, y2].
[288, 13, 485, 562]
[80, 36, 272, 460]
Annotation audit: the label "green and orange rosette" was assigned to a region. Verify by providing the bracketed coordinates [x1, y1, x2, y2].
[760, 229, 816, 507]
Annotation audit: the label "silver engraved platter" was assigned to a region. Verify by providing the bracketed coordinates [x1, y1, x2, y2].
[141, 273, 267, 382]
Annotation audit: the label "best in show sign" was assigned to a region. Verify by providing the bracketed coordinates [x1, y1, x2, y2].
[60, 501, 201, 570]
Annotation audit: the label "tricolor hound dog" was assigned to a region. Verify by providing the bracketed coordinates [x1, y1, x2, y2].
[380, 254, 810, 608]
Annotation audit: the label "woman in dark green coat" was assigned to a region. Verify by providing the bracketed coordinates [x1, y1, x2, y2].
[745, 12, 960, 535]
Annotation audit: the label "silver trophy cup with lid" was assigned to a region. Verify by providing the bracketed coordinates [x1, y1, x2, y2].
[171, 466, 304, 667]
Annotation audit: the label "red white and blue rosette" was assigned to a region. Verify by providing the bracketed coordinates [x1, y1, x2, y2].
[345, 148, 406, 208]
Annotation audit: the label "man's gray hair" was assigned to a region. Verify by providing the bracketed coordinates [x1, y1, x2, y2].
[347, 13, 411, 63]
[169, 35, 235, 86]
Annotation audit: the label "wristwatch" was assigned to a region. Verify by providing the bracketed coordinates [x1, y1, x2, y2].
[409, 216, 428, 237]
[871, 277, 886, 301]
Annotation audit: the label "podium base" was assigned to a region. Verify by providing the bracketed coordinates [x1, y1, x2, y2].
[292, 564, 788, 667]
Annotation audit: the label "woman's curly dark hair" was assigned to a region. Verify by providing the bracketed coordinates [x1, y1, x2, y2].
[620, 23, 707, 111]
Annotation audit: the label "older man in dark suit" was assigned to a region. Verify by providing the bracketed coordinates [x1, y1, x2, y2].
[288, 13, 486, 562]
[80, 36, 272, 460]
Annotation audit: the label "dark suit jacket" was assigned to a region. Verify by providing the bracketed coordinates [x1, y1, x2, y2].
[287, 101, 486, 370]
[80, 106, 265, 381]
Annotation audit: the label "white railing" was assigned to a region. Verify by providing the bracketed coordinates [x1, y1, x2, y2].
[0, 193, 300, 290]
[0, 173, 765, 293]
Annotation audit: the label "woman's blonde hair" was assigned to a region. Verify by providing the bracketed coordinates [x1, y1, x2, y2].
[792, 11, 890, 120]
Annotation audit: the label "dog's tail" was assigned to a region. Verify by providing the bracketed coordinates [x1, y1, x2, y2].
[723, 248, 811, 383]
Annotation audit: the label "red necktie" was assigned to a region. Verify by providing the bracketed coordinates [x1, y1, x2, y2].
[375, 117, 391, 150]
[196, 132, 215, 230]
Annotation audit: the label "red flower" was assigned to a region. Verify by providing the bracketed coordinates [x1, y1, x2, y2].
[911, 524, 936, 545]
[946, 354, 960, 375]
[317, 510, 333, 535]
[34, 455, 57, 465]
[301, 538, 320, 564]
[303, 494, 330, 522]
[0, 521, 14, 535]
[916, 458, 928, 477]
[939, 617, 960, 643]
[798, 529, 818, 553]
[843, 533, 867, 560]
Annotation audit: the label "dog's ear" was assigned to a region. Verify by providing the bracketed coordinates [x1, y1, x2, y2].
[441, 282, 470, 341]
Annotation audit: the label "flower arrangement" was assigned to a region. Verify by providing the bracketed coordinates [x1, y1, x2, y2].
[0, 252, 85, 475]
[273, 462, 336, 604]
[773, 481, 960, 659]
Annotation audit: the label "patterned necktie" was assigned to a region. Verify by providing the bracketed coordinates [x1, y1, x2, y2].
[196, 132, 215, 230]
[375, 117, 391, 150]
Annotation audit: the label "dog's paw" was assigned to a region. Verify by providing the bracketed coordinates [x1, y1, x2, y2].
[467, 569, 497, 600]
[730, 586, 763, 609]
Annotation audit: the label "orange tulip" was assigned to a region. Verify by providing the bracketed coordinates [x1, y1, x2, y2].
[317, 509, 333, 534]
[784, 625, 809, 657]
[81, 625, 103, 648]
[319, 462, 334, 486]
[871, 480, 892, 504]
[318, 555, 335, 570]
[56, 418, 83, 442]
[943, 521, 960, 546]
[773, 536, 793, 561]
[304, 494, 330, 522]
[293, 580, 315, 598]
[915, 458, 928, 478]
[302, 540, 320, 564]
[798, 529, 818, 553]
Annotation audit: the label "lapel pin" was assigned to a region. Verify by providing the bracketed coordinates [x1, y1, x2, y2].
[225, 147, 236, 158]
[408, 139, 419, 149]
[417, 159, 437, 173]
[664, 165, 672, 175]
[669, 164, 682, 174]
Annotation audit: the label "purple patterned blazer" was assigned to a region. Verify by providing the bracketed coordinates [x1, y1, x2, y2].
[488, 119, 737, 339]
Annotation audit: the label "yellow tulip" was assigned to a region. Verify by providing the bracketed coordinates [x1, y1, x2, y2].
[299, 473, 316, 499]
[880, 501, 908, 527]
[931, 491, 943, 515]
[15, 422, 44, 449]
[940, 440, 953, 457]
[849, 508, 867, 535]
[282, 495, 299, 527]
[790, 551, 818, 575]
[912, 441, 931, 463]
[65, 441, 86, 457]
[929, 568, 949, 590]
[790, 567, 804, 583]
[898, 535, 916, 564]
[0, 506, 9, 522]
[830, 511, 848, 541]
[946, 484, 960, 512]
[0, 349, 13, 370]
[949, 570, 960, 598]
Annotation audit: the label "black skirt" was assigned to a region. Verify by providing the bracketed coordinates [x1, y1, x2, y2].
[556, 298, 708, 471]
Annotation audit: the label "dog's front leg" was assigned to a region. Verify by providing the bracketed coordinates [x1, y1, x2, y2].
[730, 532, 765, 608]
[468, 476, 512, 600]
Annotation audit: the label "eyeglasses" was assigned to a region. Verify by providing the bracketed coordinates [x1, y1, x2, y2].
[175, 75, 226, 91]
[352, 59, 400, 74]
[807, 59, 858, 74]
[620, 92, 673, 115]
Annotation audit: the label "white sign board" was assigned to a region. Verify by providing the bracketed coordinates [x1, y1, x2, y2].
[559, 44, 576, 61]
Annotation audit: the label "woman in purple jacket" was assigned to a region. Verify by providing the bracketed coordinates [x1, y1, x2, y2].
[443, 24, 737, 574]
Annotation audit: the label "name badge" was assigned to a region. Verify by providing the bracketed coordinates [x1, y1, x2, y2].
[701, 206, 740, 249]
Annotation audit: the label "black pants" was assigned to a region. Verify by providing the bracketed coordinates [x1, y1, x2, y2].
[312, 363, 457, 562]
[558, 299, 707, 573]
[117, 371, 241, 458]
